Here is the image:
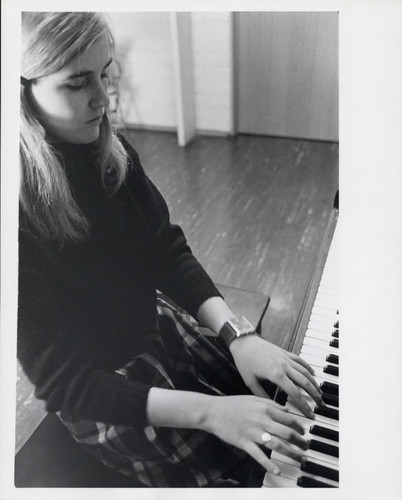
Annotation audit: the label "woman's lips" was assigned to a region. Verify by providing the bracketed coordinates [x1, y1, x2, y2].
[86, 116, 103, 125]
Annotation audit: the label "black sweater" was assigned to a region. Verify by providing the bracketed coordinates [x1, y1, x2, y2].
[18, 135, 221, 428]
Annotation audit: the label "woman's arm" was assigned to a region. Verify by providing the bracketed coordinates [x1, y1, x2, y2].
[120, 136, 223, 318]
[146, 386, 308, 476]
[196, 297, 325, 418]
[196, 295, 235, 334]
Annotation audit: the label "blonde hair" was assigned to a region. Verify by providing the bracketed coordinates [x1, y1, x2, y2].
[20, 12, 128, 243]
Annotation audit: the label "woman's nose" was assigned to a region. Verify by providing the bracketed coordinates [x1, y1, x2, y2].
[89, 80, 110, 109]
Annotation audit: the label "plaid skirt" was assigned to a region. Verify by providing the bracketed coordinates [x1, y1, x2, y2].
[58, 295, 259, 487]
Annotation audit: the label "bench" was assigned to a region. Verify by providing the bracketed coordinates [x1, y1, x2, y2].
[15, 284, 270, 488]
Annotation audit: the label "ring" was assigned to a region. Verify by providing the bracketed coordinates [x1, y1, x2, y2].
[261, 432, 272, 443]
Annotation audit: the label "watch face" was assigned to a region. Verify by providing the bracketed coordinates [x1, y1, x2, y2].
[228, 316, 254, 336]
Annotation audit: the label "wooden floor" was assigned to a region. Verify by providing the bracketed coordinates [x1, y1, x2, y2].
[125, 129, 339, 346]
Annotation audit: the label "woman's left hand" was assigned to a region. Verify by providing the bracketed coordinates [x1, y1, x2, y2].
[229, 334, 324, 418]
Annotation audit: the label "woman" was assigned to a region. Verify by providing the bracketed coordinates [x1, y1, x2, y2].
[18, 11, 324, 487]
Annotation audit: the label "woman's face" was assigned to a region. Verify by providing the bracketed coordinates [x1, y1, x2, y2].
[29, 36, 112, 144]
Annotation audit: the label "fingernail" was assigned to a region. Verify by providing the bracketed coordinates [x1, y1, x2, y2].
[273, 468, 280, 476]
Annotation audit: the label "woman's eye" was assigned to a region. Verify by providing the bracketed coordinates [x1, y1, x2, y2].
[66, 78, 88, 90]
[65, 73, 109, 91]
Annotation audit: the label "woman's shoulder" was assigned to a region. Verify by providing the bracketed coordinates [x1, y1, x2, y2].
[116, 132, 141, 167]
[115, 132, 149, 188]
[18, 208, 66, 266]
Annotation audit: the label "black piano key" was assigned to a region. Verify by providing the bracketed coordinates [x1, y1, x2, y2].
[333, 321, 339, 328]
[326, 354, 339, 364]
[310, 425, 339, 442]
[276, 389, 288, 406]
[330, 339, 339, 348]
[332, 330, 339, 338]
[324, 365, 339, 377]
[322, 392, 339, 407]
[314, 406, 339, 421]
[301, 460, 339, 482]
[320, 381, 339, 396]
[297, 476, 336, 488]
[260, 379, 279, 399]
[309, 439, 339, 458]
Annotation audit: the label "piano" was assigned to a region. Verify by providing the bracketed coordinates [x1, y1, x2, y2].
[263, 199, 339, 488]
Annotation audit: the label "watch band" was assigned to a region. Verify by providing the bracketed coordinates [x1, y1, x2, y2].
[218, 315, 256, 349]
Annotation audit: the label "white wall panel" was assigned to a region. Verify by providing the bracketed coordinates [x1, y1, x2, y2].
[191, 12, 234, 134]
[108, 12, 177, 129]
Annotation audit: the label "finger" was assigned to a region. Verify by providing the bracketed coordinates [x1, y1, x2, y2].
[267, 421, 309, 450]
[262, 435, 305, 463]
[245, 443, 281, 476]
[266, 405, 305, 436]
[290, 361, 322, 395]
[279, 379, 315, 419]
[288, 352, 315, 375]
[287, 366, 324, 407]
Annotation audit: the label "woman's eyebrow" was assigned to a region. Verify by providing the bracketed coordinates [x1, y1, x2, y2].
[66, 58, 113, 79]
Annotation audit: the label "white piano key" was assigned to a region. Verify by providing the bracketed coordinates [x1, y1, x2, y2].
[313, 368, 339, 384]
[314, 373, 340, 386]
[286, 402, 338, 432]
[270, 447, 339, 470]
[313, 290, 337, 303]
[263, 472, 298, 487]
[280, 408, 339, 436]
[306, 325, 336, 340]
[300, 352, 338, 371]
[290, 388, 338, 415]
[301, 343, 336, 358]
[310, 305, 338, 320]
[264, 458, 339, 487]
[303, 336, 338, 354]
[268, 458, 339, 488]
[313, 298, 337, 311]
[304, 328, 335, 342]
[302, 393, 338, 415]
[302, 447, 338, 466]
[309, 320, 337, 332]
[263, 464, 338, 488]
[309, 313, 338, 327]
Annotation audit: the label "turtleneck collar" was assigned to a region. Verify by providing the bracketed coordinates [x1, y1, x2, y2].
[52, 140, 99, 158]
[51, 140, 101, 174]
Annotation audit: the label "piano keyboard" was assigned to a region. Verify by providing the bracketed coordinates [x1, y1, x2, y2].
[263, 219, 339, 488]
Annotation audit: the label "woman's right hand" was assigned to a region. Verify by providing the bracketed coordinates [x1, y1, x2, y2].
[204, 395, 308, 475]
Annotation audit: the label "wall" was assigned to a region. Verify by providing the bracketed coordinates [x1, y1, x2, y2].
[108, 12, 177, 129]
[108, 12, 338, 141]
[236, 12, 338, 141]
[191, 12, 234, 134]
[108, 12, 234, 135]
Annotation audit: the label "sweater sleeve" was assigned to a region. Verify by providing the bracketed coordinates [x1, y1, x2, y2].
[18, 227, 150, 427]
[120, 134, 222, 318]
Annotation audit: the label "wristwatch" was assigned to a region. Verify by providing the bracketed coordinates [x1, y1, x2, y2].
[218, 315, 256, 349]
